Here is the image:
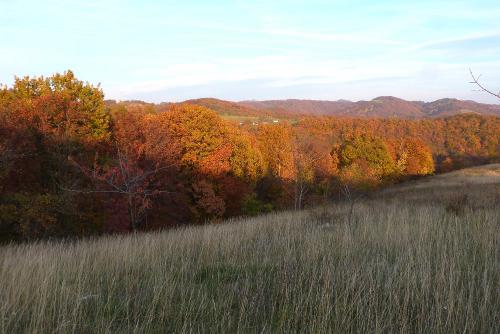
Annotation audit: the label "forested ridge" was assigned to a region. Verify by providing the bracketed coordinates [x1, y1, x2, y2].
[1, 71, 499, 241]
[239, 96, 500, 117]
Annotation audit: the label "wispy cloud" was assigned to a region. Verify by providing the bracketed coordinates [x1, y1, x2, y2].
[412, 33, 500, 51]
[2, 0, 500, 103]
[107, 55, 423, 97]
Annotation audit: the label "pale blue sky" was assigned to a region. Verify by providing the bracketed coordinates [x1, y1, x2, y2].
[1, 0, 499, 103]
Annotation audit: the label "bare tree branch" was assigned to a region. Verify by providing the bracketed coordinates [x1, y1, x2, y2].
[469, 68, 500, 99]
[64, 145, 176, 231]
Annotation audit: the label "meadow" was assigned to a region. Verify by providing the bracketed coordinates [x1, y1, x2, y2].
[1, 165, 499, 333]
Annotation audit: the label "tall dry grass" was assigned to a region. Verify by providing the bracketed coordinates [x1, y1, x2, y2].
[0, 172, 499, 333]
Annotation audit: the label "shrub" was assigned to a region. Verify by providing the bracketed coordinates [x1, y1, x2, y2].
[242, 193, 273, 216]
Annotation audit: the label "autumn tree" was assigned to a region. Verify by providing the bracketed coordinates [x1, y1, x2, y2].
[69, 149, 175, 231]
[395, 138, 434, 176]
[334, 134, 395, 190]
[68, 108, 181, 231]
[11, 70, 110, 142]
[254, 124, 295, 208]
[227, 127, 264, 183]
[291, 132, 338, 210]
[257, 124, 295, 179]
[157, 104, 261, 220]
[0, 71, 110, 240]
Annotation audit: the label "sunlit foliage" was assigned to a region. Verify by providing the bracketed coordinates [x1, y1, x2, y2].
[0, 71, 498, 241]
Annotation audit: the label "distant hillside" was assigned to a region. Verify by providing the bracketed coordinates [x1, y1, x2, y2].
[181, 98, 302, 123]
[183, 98, 264, 117]
[106, 96, 500, 119]
[239, 96, 500, 118]
[421, 98, 500, 117]
[239, 99, 353, 115]
[340, 96, 423, 118]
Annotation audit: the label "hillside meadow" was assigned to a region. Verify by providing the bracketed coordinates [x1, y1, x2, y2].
[1, 165, 498, 333]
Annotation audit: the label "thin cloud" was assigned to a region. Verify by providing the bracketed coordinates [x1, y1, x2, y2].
[411, 33, 500, 51]
[149, 18, 405, 47]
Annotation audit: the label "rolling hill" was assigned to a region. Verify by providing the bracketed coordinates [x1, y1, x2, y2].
[107, 97, 500, 120]
[239, 96, 500, 118]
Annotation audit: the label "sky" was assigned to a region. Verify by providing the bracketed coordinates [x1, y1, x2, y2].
[1, 0, 500, 103]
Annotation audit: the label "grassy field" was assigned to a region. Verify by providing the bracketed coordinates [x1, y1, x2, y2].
[1, 166, 499, 333]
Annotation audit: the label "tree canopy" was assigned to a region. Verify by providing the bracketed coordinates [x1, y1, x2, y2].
[1, 71, 498, 241]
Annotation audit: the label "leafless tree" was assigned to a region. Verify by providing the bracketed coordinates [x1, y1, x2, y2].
[66, 147, 174, 231]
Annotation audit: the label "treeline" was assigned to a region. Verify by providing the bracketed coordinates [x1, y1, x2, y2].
[1, 71, 499, 241]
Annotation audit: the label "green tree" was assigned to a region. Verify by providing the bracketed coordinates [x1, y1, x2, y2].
[335, 135, 395, 189]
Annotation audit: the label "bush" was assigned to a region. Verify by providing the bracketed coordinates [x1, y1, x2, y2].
[241, 193, 273, 216]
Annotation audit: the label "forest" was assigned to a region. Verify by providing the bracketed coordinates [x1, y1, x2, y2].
[1, 71, 499, 241]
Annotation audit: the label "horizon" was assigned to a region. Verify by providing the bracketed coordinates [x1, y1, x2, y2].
[1, 0, 500, 103]
[110, 95, 500, 106]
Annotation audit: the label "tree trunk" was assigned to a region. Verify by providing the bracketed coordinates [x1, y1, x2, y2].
[128, 195, 136, 231]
